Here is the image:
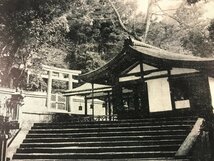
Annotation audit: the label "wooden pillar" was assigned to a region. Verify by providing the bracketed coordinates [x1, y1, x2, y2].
[140, 61, 150, 116]
[47, 70, 52, 109]
[91, 83, 94, 117]
[107, 92, 112, 120]
[68, 74, 73, 90]
[104, 98, 108, 116]
[141, 83, 150, 116]
[168, 70, 176, 110]
[84, 96, 88, 116]
[133, 86, 139, 111]
[68, 74, 73, 112]
[111, 76, 123, 115]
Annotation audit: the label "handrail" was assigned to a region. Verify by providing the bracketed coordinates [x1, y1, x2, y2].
[93, 115, 118, 121]
[175, 118, 205, 158]
[77, 114, 118, 122]
[53, 114, 118, 123]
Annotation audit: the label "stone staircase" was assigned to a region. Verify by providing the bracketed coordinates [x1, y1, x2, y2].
[13, 116, 197, 160]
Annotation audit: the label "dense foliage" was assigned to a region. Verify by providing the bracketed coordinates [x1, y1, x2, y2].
[0, 0, 213, 90]
[0, 0, 127, 89]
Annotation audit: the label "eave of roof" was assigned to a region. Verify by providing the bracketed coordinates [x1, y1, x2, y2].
[63, 83, 111, 96]
[78, 38, 214, 83]
[130, 45, 214, 70]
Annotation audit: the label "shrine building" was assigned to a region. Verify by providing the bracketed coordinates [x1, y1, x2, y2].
[64, 38, 214, 119]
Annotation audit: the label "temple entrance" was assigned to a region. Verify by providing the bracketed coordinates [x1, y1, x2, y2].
[117, 81, 149, 119]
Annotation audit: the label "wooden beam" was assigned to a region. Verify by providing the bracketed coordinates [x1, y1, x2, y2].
[121, 69, 169, 77]
[120, 74, 170, 86]
[42, 64, 81, 75]
[144, 74, 169, 81]
[144, 68, 169, 76]
[86, 94, 108, 100]
[121, 72, 141, 77]
[63, 86, 111, 94]
[120, 61, 139, 76]
[170, 72, 201, 80]
[64, 89, 112, 97]
[120, 78, 143, 85]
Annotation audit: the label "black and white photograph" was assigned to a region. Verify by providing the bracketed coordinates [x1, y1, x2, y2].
[0, 0, 214, 160]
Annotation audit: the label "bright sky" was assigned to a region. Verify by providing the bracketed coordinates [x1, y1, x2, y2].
[136, 0, 214, 20]
[136, 0, 183, 14]
[203, 0, 214, 19]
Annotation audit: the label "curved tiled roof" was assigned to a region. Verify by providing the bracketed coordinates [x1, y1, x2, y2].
[130, 45, 214, 70]
[79, 38, 214, 83]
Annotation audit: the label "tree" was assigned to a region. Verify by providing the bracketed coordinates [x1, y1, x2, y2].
[64, 0, 126, 72]
[0, 0, 74, 88]
[106, 0, 146, 41]
[181, 30, 213, 57]
[106, 0, 213, 57]
[174, 1, 214, 57]
[208, 19, 214, 41]
[187, 0, 201, 5]
[1, 0, 213, 90]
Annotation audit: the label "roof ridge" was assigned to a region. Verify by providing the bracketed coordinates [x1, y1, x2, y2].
[131, 39, 161, 50]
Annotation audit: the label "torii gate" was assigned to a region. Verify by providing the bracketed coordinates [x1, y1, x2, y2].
[27, 65, 81, 112]
[42, 65, 81, 111]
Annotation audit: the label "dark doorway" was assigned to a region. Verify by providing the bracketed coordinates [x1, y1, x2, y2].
[170, 74, 212, 115]
[118, 82, 149, 119]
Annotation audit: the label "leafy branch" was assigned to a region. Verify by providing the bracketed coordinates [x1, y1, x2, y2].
[106, 0, 142, 41]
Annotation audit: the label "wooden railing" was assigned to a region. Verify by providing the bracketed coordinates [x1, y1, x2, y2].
[68, 115, 118, 122]
[52, 114, 117, 123]
[93, 115, 118, 121]
[175, 118, 212, 160]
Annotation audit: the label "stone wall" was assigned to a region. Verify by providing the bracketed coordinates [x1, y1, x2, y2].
[0, 87, 106, 125]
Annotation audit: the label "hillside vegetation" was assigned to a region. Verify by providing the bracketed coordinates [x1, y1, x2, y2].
[0, 0, 213, 89]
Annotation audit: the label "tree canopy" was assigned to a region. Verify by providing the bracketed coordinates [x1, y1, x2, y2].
[0, 0, 213, 90]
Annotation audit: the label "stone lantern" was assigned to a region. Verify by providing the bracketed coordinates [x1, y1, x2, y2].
[6, 91, 24, 122]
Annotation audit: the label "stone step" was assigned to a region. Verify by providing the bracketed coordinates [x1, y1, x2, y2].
[13, 116, 196, 160]
[20, 139, 184, 148]
[16, 144, 180, 153]
[26, 129, 189, 138]
[23, 135, 186, 143]
[34, 116, 196, 125]
[32, 120, 196, 129]
[29, 125, 192, 133]
[13, 151, 177, 159]
[13, 159, 190, 161]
